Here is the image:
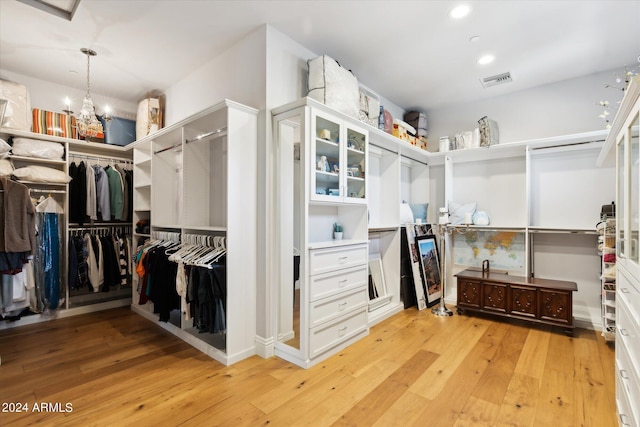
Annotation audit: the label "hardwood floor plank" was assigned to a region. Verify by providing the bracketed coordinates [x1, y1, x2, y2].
[453, 396, 501, 427]
[471, 323, 529, 405]
[533, 369, 575, 426]
[493, 373, 539, 427]
[332, 350, 439, 426]
[409, 316, 490, 400]
[371, 390, 431, 427]
[514, 327, 551, 380]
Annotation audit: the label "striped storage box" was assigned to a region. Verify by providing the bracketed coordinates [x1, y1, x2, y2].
[32, 109, 78, 139]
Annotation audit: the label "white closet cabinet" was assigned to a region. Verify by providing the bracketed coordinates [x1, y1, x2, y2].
[0, 128, 133, 330]
[272, 98, 370, 368]
[129, 100, 258, 366]
[599, 75, 640, 427]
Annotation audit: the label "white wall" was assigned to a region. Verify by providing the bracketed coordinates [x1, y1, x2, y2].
[1, 69, 137, 119]
[163, 28, 267, 125]
[426, 68, 622, 150]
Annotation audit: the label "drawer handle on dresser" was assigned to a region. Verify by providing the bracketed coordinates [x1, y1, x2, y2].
[338, 256, 348, 264]
[619, 414, 631, 427]
[620, 328, 630, 337]
[620, 288, 630, 294]
[338, 279, 348, 287]
[619, 369, 630, 380]
[338, 302, 348, 310]
[338, 326, 348, 336]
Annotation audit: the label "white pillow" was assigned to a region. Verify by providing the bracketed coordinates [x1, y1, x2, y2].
[0, 138, 10, 155]
[11, 138, 65, 160]
[12, 165, 71, 183]
[0, 158, 13, 176]
[449, 201, 477, 225]
[400, 203, 414, 224]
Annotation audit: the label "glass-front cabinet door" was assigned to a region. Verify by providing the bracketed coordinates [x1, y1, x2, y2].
[310, 109, 367, 204]
[344, 124, 367, 203]
[617, 106, 640, 276]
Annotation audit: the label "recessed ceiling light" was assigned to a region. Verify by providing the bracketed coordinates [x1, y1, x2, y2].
[469, 36, 480, 43]
[478, 55, 495, 65]
[449, 5, 471, 19]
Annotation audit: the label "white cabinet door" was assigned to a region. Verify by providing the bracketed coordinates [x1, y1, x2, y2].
[310, 109, 367, 204]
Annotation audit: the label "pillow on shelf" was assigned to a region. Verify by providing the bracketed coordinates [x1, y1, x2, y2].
[0, 138, 10, 156]
[0, 158, 13, 176]
[400, 203, 414, 224]
[409, 203, 428, 223]
[448, 201, 476, 225]
[12, 165, 71, 183]
[11, 137, 64, 160]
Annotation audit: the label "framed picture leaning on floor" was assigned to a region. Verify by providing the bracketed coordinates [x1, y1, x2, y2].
[416, 234, 442, 306]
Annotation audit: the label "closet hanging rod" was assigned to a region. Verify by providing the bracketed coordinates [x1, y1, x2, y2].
[185, 127, 228, 144]
[29, 188, 66, 194]
[69, 222, 132, 228]
[70, 153, 132, 163]
[153, 143, 182, 155]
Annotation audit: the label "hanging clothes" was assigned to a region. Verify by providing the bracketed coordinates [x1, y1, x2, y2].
[0, 177, 36, 255]
[93, 165, 111, 221]
[85, 163, 97, 221]
[104, 166, 124, 221]
[34, 196, 64, 311]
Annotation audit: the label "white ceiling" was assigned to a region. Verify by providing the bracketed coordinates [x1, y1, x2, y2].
[1, 0, 639, 112]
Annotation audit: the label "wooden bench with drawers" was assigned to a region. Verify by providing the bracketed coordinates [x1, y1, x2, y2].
[455, 268, 577, 335]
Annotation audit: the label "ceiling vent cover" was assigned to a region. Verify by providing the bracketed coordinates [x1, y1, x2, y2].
[480, 72, 512, 88]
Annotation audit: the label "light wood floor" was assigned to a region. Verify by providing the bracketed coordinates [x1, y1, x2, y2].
[0, 306, 616, 426]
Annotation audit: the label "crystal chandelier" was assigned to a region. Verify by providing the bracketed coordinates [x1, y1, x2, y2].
[77, 48, 104, 138]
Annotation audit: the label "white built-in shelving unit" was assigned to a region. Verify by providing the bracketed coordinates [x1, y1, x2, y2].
[0, 127, 133, 330]
[129, 99, 258, 366]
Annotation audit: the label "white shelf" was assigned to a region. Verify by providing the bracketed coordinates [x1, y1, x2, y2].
[308, 239, 369, 250]
[183, 225, 227, 232]
[9, 155, 66, 165]
[527, 226, 597, 235]
[17, 180, 67, 187]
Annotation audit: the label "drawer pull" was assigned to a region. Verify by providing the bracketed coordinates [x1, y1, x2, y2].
[619, 414, 631, 426]
[338, 256, 348, 263]
[338, 279, 348, 287]
[338, 302, 348, 310]
[338, 326, 348, 336]
[620, 328, 631, 337]
[621, 288, 630, 293]
[619, 369, 630, 380]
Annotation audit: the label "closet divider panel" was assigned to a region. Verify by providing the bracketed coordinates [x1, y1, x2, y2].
[224, 104, 258, 362]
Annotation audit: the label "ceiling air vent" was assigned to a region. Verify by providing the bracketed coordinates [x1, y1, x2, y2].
[480, 72, 512, 88]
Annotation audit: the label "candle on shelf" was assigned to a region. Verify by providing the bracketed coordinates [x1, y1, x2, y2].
[464, 212, 473, 225]
[63, 97, 73, 115]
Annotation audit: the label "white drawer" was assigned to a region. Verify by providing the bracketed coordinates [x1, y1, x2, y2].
[309, 308, 367, 359]
[309, 288, 368, 328]
[309, 244, 368, 276]
[309, 265, 367, 302]
[616, 373, 638, 427]
[617, 345, 640, 425]
[618, 295, 640, 377]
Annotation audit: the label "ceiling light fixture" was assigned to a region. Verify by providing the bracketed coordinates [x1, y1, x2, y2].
[77, 47, 105, 138]
[478, 55, 495, 65]
[449, 5, 471, 19]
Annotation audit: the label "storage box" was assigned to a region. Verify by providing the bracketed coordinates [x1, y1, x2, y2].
[0, 80, 31, 131]
[101, 116, 136, 146]
[32, 109, 77, 139]
[403, 111, 427, 137]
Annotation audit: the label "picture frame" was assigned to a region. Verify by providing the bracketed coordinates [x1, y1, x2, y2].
[416, 234, 442, 306]
[328, 160, 339, 174]
[404, 224, 433, 310]
[368, 255, 392, 311]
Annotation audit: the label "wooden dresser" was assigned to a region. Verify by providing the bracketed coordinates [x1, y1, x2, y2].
[455, 269, 577, 335]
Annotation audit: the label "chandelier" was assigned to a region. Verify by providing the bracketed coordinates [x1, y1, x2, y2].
[77, 48, 104, 138]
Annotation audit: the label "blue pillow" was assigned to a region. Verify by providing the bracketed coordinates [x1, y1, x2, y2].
[409, 203, 428, 222]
